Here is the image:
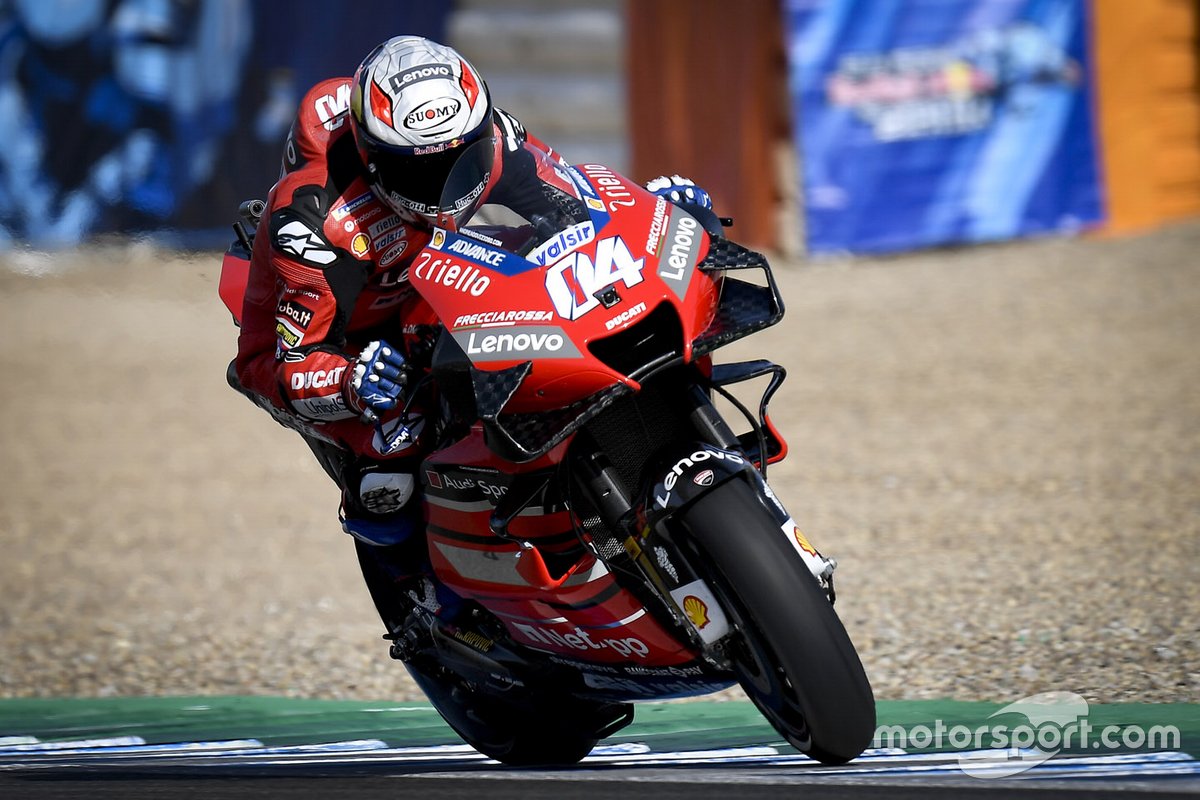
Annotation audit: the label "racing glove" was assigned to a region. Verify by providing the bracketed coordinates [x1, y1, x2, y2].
[645, 174, 714, 210]
[346, 340, 408, 422]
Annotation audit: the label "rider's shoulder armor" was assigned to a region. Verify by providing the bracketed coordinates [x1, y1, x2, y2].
[268, 77, 414, 271]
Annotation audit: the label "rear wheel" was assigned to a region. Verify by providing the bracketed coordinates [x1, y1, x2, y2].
[405, 663, 631, 766]
[677, 478, 876, 764]
[357, 539, 631, 765]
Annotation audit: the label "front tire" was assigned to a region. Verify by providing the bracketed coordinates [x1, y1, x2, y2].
[676, 478, 876, 763]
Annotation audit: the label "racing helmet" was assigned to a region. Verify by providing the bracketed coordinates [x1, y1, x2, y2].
[349, 36, 494, 227]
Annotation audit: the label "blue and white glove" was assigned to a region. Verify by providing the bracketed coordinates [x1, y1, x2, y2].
[645, 174, 713, 210]
[347, 340, 407, 423]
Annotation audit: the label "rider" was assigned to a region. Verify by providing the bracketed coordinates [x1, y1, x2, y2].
[229, 35, 712, 631]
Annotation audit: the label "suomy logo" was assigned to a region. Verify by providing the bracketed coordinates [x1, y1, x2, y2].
[404, 98, 462, 131]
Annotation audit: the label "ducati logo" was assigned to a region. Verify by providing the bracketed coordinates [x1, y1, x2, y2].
[693, 469, 715, 486]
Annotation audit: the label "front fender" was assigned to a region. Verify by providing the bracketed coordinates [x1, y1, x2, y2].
[626, 442, 769, 648]
[641, 443, 759, 524]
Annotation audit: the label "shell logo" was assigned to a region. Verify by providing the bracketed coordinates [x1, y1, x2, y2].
[793, 526, 818, 558]
[683, 595, 711, 629]
[351, 233, 370, 257]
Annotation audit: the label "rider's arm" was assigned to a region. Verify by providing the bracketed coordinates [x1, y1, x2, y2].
[487, 108, 589, 229]
[494, 107, 562, 165]
[235, 185, 370, 423]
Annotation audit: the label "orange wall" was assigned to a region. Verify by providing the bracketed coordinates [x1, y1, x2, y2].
[626, 0, 787, 251]
[1094, 0, 1200, 231]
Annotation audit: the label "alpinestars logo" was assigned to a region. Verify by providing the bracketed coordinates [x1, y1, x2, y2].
[277, 221, 336, 265]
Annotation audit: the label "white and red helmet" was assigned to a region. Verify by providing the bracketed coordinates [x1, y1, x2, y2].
[349, 36, 494, 227]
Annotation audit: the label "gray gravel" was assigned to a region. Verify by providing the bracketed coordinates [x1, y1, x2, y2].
[0, 223, 1196, 704]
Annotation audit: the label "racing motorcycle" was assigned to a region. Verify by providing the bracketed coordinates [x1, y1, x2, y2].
[219, 140, 875, 766]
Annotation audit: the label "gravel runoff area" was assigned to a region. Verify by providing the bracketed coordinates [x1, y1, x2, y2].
[0, 221, 1197, 706]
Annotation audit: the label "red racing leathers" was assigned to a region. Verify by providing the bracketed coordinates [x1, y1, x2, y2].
[234, 77, 576, 463]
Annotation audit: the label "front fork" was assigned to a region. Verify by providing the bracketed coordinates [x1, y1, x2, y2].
[567, 378, 836, 662]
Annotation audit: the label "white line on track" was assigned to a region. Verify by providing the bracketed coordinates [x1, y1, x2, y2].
[0, 736, 1197, 780]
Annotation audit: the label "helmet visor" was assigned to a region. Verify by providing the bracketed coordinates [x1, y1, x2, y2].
[367, 136, 495, 228]
[434, 136, 496, 229]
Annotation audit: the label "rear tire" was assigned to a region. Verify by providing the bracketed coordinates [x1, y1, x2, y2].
[357, 540, 630, 766]
[406, 663, 630, 766]
[677, 478, 876, 764]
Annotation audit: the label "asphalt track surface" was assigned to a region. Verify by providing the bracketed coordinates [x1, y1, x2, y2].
[4, 752, 1200, 799]
[2, 698, 1198, 798]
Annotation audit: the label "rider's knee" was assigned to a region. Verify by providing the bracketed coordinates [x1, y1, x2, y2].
[359, 471, 416, 515]
[342, 470, 421, 547]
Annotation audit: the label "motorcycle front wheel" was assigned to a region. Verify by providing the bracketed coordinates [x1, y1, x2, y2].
[676, 477, 876, 764]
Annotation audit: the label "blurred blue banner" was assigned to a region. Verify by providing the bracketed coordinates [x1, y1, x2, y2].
[0, 0, 448, 248]
[785, 0, 1105, 254]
